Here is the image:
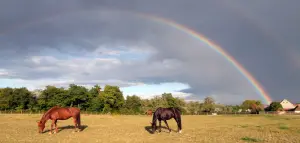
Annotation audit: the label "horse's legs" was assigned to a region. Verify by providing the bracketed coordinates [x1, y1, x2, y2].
[73, 116, 78, 132]
[163, 120, 171, 133]
[159, 120, 162, 132]
[49, 120, 54, 134]
[174, 117, 182, 133]
[76, 113, 81, 131]
[54, 120, 58, 133]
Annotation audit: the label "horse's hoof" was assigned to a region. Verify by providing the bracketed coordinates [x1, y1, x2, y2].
[48, 132, 52, 135]
[179, 130, 182, 133]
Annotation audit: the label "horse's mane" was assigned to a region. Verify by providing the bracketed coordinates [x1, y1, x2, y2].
[170, 107, 181, 114]
[173, 107, 181, 112]
[42, 106, 60, 118]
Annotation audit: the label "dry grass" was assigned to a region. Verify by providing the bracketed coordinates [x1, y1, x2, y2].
[0, 114, 300, 143]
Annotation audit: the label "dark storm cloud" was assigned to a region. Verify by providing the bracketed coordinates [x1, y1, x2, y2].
[1, 0, 300, 104]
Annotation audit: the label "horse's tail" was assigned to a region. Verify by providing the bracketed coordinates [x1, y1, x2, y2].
[173, 107, 182, 131]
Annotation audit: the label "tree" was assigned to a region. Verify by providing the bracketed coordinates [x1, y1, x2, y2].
[241, 100, 263, 113]
[204, 96, 215, 105]
[123, 95, 142, 114]
[241, 100, 262, 109]
[67, 84, 89, 109]
[0, 88, 14, 110]
[12, 87, 36, 111]
[149, 96, 165, 110]
[250, 104, 261, 114]
[101, 85, 125, 113]
[38, 86, 68, 110]
[87, 85, 103, 111]
[88, 96, 105, 112]
[202, 96, 215, 112]
[267, 102, 283, 111]
[214, 104, 225, 112]
[1, 83, 279, 115]
[162, 93, 182, 108]
[141, 99, 152, 112]
[187, 101, 201, 115]
[89, 85, 101, 98]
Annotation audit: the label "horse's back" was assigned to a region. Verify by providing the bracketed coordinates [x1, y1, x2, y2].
[49, 107, 80, 120]
[68, 107, 80, 112]
[63, 107, 80, 116]
[154, 107, 178, 120]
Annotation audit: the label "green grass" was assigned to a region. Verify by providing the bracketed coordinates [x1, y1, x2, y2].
[278, 123, 289, 130]
[241, 137, 261, 142]
[241, 125, 248, 128]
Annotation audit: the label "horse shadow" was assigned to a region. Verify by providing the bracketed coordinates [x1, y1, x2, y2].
[144, 126, 177, 134]
[43, 125, 88, 133]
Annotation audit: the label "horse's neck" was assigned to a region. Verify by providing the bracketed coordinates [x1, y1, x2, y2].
[40, 114, 50, 124]
[152, 113, 158, 123]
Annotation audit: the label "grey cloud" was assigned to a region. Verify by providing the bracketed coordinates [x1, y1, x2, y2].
[1, 1, 300, 104]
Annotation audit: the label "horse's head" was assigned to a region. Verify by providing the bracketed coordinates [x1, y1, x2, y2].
[150, 122, 156, 134]
[36, 120, 45, 133]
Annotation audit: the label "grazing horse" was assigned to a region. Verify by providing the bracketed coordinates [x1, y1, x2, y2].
[36, 106, 81, 134]
[145, 110, 153, 116]
[150, 107, 182, 134]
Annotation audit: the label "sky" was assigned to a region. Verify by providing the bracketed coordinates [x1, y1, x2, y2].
[0, 0, 300, 104]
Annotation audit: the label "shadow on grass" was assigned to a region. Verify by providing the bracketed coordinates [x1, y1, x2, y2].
[144, 126, 177, 134]
[240, 125, 248, 128]
[241, 137, 261, 142]
[43, 125, 88, 133]
[279, 125, 289, 130]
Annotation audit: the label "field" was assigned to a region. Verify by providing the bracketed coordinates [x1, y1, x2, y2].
[0, 114, 300, 143]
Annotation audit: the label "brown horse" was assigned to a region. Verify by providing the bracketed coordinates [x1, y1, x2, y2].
[36, 106, 81, 134]
[145, 110, 153, 116]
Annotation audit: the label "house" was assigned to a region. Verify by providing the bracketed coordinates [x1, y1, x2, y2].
[294, 104, 300, 107]
[266, 99, 300, 113]
[280, 99, 296, 111]
[245, 109, 251, 112]
[294, 106, 300, 114]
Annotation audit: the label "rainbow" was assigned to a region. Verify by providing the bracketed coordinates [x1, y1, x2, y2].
[136, 13, 272, 104]
[0, 9, 272, 104]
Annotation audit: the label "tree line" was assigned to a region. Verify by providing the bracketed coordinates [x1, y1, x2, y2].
[0, 84, 283, 114]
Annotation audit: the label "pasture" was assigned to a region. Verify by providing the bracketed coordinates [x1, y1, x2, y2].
[0, 114, 300, 143]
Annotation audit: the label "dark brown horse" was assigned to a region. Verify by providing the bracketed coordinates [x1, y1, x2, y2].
[36, 106, 81, 134]
[150, 107, 182, 134]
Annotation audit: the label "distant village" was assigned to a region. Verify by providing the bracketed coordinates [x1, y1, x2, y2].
[215, 99, 299, 114]
[264, 99, 300, 114]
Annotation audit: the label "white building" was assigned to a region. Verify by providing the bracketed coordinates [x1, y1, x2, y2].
[280, 99, 295, 110]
